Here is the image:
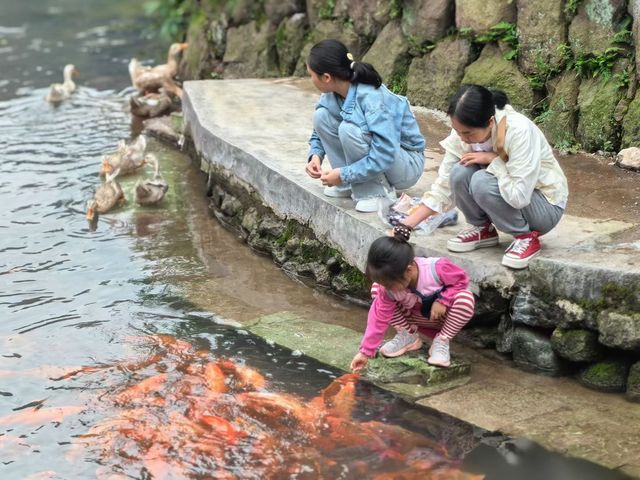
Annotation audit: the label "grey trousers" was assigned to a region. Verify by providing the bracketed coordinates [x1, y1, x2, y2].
[449, 163, 564, 235]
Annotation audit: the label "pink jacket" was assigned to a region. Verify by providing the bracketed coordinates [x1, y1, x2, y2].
[359, 257, 470, 356]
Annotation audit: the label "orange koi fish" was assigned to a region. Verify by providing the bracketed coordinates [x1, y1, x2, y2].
[0, 405, 83, 427]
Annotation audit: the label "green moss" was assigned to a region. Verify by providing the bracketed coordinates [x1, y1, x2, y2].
[388, 60, 410, 96]
[318, 0, 336, 19]
[274, 220, 299, 246]
[389, 0, 403, 20]
[341, 266, 369, 290]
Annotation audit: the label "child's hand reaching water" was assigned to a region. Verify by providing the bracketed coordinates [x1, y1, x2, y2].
[350, 352, 369, 373]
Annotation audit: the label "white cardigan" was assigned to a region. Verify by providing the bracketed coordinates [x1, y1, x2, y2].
[422, 105, 569, 212]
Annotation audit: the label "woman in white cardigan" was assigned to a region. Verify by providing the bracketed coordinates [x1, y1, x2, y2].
[397, 84, 568, 269]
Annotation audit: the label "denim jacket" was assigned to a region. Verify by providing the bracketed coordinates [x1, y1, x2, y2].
[307, 83, 426, 185]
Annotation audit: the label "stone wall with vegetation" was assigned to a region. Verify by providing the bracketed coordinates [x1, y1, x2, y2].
[149, 0, 640, 154]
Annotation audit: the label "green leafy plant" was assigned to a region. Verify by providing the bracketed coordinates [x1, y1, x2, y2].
[318, 0, 336, 19]
[144, 0, 192, 42]
[574, 47, 624, 79]
[389, 0, 403, 20]
[611, 16, 633, 46]
[475, 21, 519, 61]
[564, 0, 582, 16]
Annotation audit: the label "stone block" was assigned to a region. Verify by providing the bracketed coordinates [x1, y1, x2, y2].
[517, 0, 567, 75]
[550, 328, 604, 362]
[401, 0, 454, 44]
[626, 361, 640, 402]
[597, 310, 640, 351]
[406, 36, 474, 111]
[456, 325, 499, 349]
[455, 0, 516, 35]
[622, 91, 640, 148]
[362, 21, 410, 85]
[511, 288, 560, 328]
[276, 13, 308, 76]
[294, 20, 367, 76]
[576, 63, 626, 151]
[223, 21, 278, 78]
[220, 193, 242, 217]
[462, 44, 535, 113]
[334, 0, 391, 37]
[616, 147, 640, 170]
[569, 0, 627, 57]
[241, 207, 260, 233]
[258, 216, 285, 238]
[579, 358, 630, 392]
[512, 326, 568, 375]
[265, 0, 305, 26]
[496, 314, 514, 353]
[539, 70, 581, 148]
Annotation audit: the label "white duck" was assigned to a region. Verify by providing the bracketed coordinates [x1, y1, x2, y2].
[46, 64, 79, 103]
[135, 154, 169, 205]
[128, 43, 188, 94]
[100, 136, 147, 177]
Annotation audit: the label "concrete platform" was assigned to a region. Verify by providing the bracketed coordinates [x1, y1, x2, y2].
[182, 78, 640, 299]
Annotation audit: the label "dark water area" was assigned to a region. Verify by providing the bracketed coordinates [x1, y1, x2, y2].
[0, 1, 635, 479]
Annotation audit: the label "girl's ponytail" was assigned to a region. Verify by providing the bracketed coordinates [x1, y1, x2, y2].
[365, 236, 414, 284]
[448, 84, 510, 128]
[308, 39, 382, 89]
[351, 61, 382, 88]
[490, 89, 509, 109]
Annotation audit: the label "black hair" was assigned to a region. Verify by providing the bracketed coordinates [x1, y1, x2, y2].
[447, 84, 509, 128]
[308, 39, 382, 88]
[365, 235, 414, 284]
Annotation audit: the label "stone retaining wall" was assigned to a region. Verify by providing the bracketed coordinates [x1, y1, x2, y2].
[169, 0, 640, 154]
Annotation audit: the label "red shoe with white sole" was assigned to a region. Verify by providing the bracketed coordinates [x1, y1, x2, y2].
[447, 223, 499, 253]
[502, 231, 541, 269]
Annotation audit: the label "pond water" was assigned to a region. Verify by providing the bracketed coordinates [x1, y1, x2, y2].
[0, 1, 633, 479]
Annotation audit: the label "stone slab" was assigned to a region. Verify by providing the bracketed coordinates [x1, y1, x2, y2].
[246, 311, 470, 397]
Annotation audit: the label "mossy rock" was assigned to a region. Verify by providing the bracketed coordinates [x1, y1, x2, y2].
[462, 44, 535, 113]
[401, 0, 454, 44]
[516, 0, 567, 75]
[334, 0, 391, 37]
[579, 359, 630, 393]
[568, 0, 627, 58]
[626, 362, 640, 402]
[512, 326, 568, 375]
[540, 71, 580, 148]
[621, 90, 640, 148]
[550, 328, 604, 362]
[455, 0, 516, 35]
[365, 349, 470, 385]
[276, 13, 308, 76]
[294, 19, 367, 76]
[180, 14, 223, 80]
[597, 310, 640, 351]
[223, 21, 279, 78]
[406, 36, 474, 111]
[362, 20, 410, 87]
[576, 63, 626, 152]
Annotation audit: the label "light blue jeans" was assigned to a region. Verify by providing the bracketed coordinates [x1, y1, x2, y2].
[313, 108, 425, 200]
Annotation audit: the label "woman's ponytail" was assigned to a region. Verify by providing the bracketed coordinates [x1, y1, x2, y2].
[351, 61, 382, 88]
[447, 84, 510, 128]
[308, 39, 382, 89]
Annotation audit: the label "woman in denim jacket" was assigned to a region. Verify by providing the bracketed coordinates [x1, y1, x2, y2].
[305, 39, 426, 213]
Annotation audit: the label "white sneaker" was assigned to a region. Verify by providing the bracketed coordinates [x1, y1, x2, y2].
[355, 188, 397, 213]
[427, 335, 451, 367]
[380, 329, 423, 358]
[323, 186, 352, 198]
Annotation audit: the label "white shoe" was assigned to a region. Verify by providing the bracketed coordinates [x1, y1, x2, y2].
[355, 188, 397, 213]
[379, 330, 423, 358]
[427, 335, 451, 367]
[323, 186, 352, 198]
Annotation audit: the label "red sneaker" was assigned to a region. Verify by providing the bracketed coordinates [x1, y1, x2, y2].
[447, 223, 499, 253]
[502, 231, 541, 269]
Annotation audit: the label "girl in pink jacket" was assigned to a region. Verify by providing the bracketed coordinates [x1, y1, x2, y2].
[350, 228, 475, 371]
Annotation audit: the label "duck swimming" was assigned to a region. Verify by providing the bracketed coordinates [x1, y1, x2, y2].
[46, 64, 79, 103]
[86, 168, 125, 223]
[100, 136, 147, 177]
[128, 43, 188, 94]
[135, 154, 169, 206]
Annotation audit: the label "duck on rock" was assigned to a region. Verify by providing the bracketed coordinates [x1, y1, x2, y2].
[128, 43, 188, 94]
[46, 64, 79, 103]
[135, 154, 169, 206]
